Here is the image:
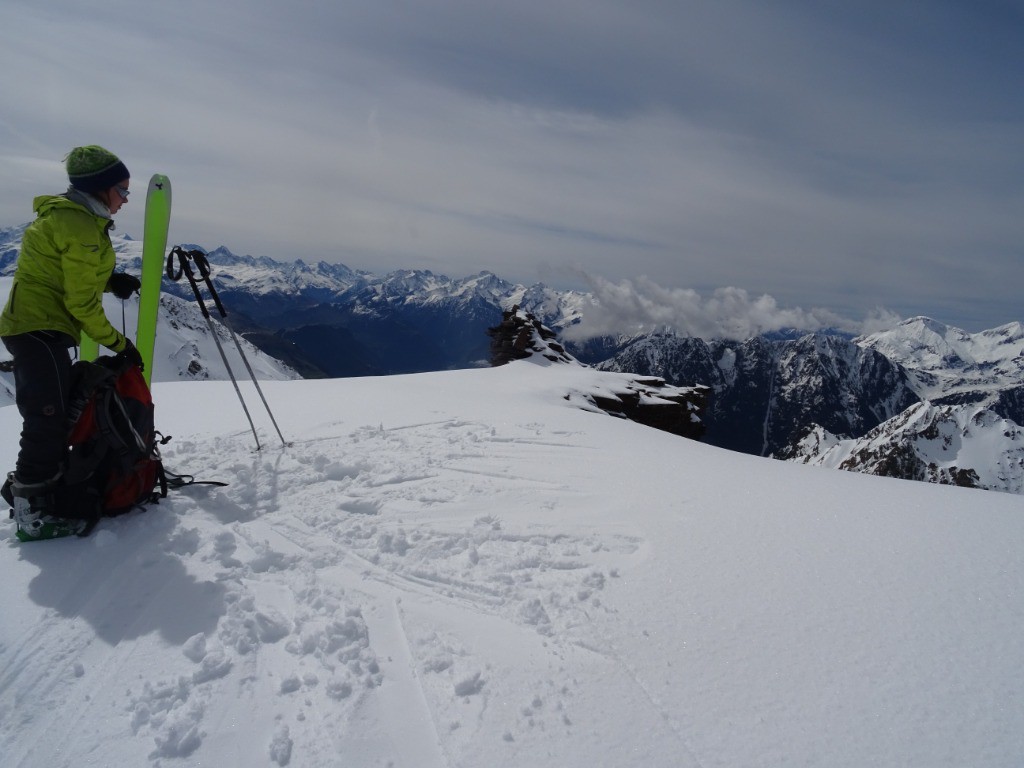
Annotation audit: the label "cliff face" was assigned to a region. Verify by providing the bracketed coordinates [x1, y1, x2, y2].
[598, 332, 919, 456]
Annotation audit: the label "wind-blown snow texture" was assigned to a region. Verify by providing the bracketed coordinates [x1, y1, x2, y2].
[2, 360, 1023, 767]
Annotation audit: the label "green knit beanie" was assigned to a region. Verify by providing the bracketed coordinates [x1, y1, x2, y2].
[65, 145, 130, 193]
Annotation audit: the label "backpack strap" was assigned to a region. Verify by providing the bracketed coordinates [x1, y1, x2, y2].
[163, 468, 228, 489]
[94, 385, 151, 474]
[63, 362, 119, 486]
[153, 462, 169, 501]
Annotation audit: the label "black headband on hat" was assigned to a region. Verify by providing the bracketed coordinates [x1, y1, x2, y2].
[69, 159, 131, 193]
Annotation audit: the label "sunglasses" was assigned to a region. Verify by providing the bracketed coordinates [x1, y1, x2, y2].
[115, 185, 130, 201]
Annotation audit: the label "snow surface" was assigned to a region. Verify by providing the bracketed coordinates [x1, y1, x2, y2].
[1, 360, 1024, 767]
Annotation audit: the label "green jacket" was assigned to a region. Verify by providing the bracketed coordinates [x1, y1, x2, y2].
[0, 193, 127, 351]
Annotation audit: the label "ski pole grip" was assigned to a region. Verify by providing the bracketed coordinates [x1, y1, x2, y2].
[166, 247, 186, 281]
[189, 252, 228, 318]
[193, 252, 212, 279]
[167, 247, 212, 319]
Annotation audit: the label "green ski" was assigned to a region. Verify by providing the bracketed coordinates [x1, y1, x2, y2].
[79, 331, 99, 361]
[79, 174, 171, 373]
[136, 174, 172, 385]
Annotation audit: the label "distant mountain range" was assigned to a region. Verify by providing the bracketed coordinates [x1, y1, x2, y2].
[0, 229, 298, 409]
[781, 319, 1024, 494]
[149, 244, 588, 378]
[2, 226, 1022, 494]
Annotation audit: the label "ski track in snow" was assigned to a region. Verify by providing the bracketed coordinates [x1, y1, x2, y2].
[0, 415, 651, 767]
[5, 365, 1022, 767]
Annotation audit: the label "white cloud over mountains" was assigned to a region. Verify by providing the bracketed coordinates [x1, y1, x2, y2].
[565, 273, 903, 341]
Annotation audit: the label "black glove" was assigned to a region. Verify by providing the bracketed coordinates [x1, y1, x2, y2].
[108, 272, 141, 300]
[118, 338, 145, 372]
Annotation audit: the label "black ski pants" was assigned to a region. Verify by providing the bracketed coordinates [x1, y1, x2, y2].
[2, 331, 76, 484]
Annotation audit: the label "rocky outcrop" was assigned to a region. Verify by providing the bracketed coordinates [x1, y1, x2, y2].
[488, 306, 575, 366]
[579, 377, 709, 441]
[489, 308, 708, 441]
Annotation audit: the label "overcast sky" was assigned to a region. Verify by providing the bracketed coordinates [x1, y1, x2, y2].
[2, 0, 1021, 336]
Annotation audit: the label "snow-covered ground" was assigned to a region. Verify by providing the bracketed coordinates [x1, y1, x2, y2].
[1, 360, 1023, 767]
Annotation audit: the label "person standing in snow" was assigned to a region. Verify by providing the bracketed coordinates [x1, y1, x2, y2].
[0, 145, 144, 539]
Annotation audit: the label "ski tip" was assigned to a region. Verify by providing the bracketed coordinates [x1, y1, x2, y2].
[146, 174, 171, 207]
[147, 174, 171, 194]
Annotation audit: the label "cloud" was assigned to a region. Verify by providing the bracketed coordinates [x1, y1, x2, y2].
[562, 273, 896, 341]
[858, 307, 906, 337]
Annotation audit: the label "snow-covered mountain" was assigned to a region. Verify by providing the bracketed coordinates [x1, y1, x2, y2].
[0, 224, 27, 273]
[589, 318, 1024, 493]
[783, 403, 1024, 494]
[1, 227, 298, 395]
[772, 318, 1024, 493]
[596, 332, 920, 456]
[858, 316, 1024, 424]
[0, 269, 298, 409]
[2, 357, 1023, 767]
[158, 245, 589, 377]
[1, 226, 589, 378]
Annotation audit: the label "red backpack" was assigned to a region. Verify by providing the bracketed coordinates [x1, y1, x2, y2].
[60, 357, 168, 532]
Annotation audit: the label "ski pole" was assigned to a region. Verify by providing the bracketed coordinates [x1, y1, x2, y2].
[166, 246, 263, 451]
[188, 251, 288, 448]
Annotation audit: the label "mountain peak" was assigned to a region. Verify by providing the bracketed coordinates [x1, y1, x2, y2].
[787, 401, 1024, 494]
[901, 315, 949, 332]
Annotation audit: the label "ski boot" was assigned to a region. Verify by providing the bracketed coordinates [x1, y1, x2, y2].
[5, 472, 86, 542]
